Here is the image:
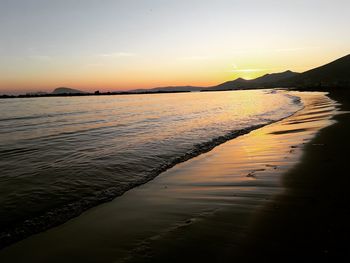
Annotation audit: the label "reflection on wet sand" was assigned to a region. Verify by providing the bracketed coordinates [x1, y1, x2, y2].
[0, 92, 338, 263]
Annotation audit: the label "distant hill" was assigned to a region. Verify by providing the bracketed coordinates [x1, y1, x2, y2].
[52, 87, 86, 94]
[279, 54, 350, 88]
[129, 86, 203, 93]
[252, 70, 299, 84]
[208, 70, 299, 91]
[208, 54, 350, 91]
[119, 55, 350, 94]
[208, 78, 250, 91]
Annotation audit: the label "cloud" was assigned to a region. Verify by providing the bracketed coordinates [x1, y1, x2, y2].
[275, 46, 320, 52]
[28, 55, 51, 61]
[228, 68, 267, 73]
[85, 63, 105, 68]
[228, 46, 320, 55]
[99, 52, 136, 58]
[179, 55, 213, 60]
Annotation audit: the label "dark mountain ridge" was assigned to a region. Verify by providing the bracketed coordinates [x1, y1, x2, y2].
[209, 54, 350, 91]
[209, 70, 299, 91]
[278, 54, 350, 89]
[253, 70, 299, 83]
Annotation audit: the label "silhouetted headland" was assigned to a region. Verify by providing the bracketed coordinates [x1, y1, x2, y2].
[52, 87, 86, 94]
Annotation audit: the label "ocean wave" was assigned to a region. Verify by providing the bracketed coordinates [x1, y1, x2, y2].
[0, 90, 302, 248]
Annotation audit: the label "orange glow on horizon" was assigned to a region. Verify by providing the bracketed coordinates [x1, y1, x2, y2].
[0, 51, 348, 94]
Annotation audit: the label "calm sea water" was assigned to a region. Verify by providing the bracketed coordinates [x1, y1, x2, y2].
[0, 90, 301, 238]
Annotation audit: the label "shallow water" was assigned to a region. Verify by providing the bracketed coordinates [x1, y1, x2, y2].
[0, 90, 301, 241]
[0, 91, 338, 262]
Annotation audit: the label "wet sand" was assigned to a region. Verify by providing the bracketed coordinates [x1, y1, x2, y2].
[0, 91, 339, 262]
[235, 90, 350, 262]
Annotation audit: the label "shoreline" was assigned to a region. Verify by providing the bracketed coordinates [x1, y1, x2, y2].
[233, 89, 350, 261]
[0, 91, 338, 262]
[0, 90, 300, 250]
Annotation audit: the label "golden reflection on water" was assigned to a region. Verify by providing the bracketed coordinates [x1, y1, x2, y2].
[152, 92, 337, 199]
[0, 92, 338, 263]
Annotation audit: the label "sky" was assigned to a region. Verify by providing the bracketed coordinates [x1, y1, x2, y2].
[0, 0, 350, 94]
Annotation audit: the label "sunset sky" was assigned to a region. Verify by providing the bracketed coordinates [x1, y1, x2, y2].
[1, 0, 349, 94]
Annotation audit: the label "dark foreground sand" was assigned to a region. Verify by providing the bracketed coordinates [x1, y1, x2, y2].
[0, 91, 343, 263]
[234, 90, 350, 262]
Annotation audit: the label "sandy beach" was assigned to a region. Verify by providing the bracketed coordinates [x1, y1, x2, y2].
[0, 91, 340, 262]
[234, 89, 350, 262]
[2, 1, 350, 262]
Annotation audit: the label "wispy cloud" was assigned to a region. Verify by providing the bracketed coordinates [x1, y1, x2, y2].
[275, 46, 320, 52]
[228, 46, 320, 55]
[228, 68, 267, 73]
[179, 55, 213, 61]
[85, 63, 105, 68]
[28, 55, 51, 61]
[99, 52, 136, 58]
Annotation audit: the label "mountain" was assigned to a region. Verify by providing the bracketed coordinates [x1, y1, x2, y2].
[208, 70, 299, 91]
[122, 55, 350, 93]
[208, 78, 251, 91]
[252, 70, 299, 84]
[52, 87, 86, 94]
[50, 54, 350, 96]
[129, 86, 203, 93]
[279, 54, 350, 88]
[126, 67, 317, 93]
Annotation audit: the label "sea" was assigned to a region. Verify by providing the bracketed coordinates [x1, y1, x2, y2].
[0, 89, 302, 243]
